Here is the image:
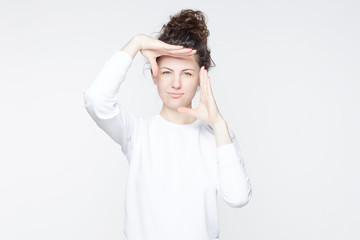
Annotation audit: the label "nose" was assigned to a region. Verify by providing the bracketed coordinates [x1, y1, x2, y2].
[171, 74, 182, 89]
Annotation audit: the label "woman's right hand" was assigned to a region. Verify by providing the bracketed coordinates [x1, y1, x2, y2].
[136, 34, 197, 78]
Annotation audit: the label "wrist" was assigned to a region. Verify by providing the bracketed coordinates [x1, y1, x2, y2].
[210, 117, 226, 130]
[133, 34, 143, 51]
[120, 35, 142, 59]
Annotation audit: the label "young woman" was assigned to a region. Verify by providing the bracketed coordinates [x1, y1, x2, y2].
[83, 9, 252, 240]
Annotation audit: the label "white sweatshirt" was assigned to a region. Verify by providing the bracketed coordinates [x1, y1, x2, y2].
[83, 50, 252, 240]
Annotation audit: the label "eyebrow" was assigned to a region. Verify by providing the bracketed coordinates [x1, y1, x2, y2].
[159, 67, 195, 71]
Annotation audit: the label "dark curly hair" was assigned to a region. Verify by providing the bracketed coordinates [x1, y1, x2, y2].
[155, 9, 216, 71]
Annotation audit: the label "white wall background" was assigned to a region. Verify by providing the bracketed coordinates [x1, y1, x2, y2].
[1, 0, 359, 239]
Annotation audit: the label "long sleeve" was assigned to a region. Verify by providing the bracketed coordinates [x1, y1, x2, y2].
[215, 128, 252, 208]
[83, 50, 137, 159]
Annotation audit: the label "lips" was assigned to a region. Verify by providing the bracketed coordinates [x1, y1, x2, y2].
[168, 92, 184, 98]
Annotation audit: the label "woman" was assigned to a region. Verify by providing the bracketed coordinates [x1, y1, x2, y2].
[83, 9, 252, 240]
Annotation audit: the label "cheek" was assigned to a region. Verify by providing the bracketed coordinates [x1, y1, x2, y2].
[156, 82, 169, 98]
[157, 81, 168, 91]
[182, 84, 198, 96]
[188, 77, 200, 88]
[157, 76, 170, 85]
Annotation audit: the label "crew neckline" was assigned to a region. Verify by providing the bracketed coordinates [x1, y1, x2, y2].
[156, 113, 201, 128]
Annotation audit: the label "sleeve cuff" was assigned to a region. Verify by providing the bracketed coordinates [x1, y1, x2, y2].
[110, 50, 134, 74]
[216, 142, 241, 167]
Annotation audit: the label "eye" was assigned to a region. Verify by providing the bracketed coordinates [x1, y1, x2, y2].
[163, 71, 171, 75]
[184, 72, 192, 76]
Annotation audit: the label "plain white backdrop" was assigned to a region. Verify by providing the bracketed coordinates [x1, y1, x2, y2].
[1, 0, 359, 239]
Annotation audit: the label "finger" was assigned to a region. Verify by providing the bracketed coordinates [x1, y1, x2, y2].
[163, 43, 184, 50]
[207, 73, 213, 96]
[184, 49, 197, 55]
[167, 48, 194, 54]
[200, 66, 205, 102]
[205, 69, 212, 97]
[203, 66, 208, 97]
[167, 49, 197, 58]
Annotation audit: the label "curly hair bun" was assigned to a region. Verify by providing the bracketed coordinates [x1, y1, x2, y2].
[162, 9, 209, 46]
[156, 9, 215, 70]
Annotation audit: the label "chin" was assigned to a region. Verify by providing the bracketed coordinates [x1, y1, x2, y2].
[159, 93, 192, 109]
[165, 102, 181, 109]
[162, 99, 183, 108]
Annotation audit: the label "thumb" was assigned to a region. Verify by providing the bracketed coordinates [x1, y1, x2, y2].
[150, 58, 159, 78]
[177, 107, 196, 117]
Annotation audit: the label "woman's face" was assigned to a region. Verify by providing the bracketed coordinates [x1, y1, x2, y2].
[153, 54, 200, 110]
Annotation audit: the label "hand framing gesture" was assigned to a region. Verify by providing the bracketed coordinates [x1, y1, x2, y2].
[176, 66, 223, 127]
[137, 34, 197, 78]
[121, 34, 197, 78]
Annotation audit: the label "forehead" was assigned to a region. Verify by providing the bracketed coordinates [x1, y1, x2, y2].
[158, 55, 199, 70]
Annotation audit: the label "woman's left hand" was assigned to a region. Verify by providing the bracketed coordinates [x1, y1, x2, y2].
[177, 66, 224, 127]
